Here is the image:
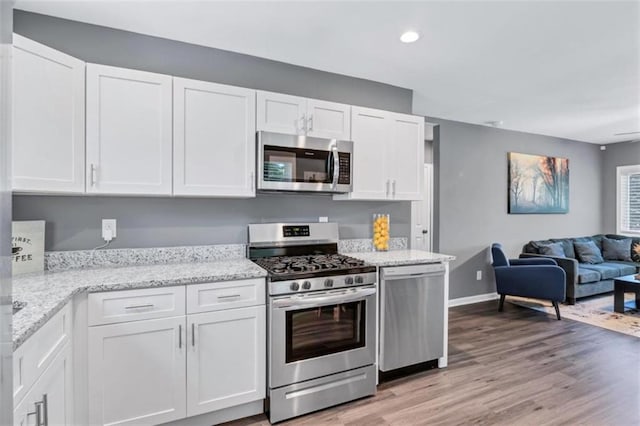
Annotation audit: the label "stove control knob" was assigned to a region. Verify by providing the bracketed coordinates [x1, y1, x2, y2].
[355, 276, 364, 284]
[290, 282, 300, 291]
[302, 281, 312, 290]
[324, 279, 334, 288]
[345, 276, 354, 285]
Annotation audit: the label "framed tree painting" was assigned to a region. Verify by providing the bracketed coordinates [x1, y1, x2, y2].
[508, 152, 569, 214]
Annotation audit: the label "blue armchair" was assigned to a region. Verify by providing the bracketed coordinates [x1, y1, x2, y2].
[491, 243, 566, 320]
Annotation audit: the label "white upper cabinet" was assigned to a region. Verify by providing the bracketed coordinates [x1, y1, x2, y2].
[336, 106, 391, 200]
[388, 113, 424, 200]
[12, 34, 85, 193]
[306, 99, 351, 140]
[256, 91, 306, 135]
[335, 106, 424, 201]
[257, 91, 351, 140]
[173, 78, 256, 197]
[86, 64, 172, 195]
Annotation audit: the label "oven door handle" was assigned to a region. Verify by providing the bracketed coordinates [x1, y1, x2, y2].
[272, 287, 376, 310]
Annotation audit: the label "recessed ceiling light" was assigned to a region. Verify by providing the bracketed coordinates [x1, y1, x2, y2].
[400, 31, 420, 43]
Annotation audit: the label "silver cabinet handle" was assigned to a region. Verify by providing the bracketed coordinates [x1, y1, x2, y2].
[299, 114, 307, 134]
[386, 180, 390, 197]
[307, 114, 313, 132]
[42, 394, 48, 426]
[191, 323, 195, 347]
[27, 401, 43, 426]
[178, 324, 182, 349]
[392, 180, 396, 196]
[217, 294, 241, 300]
[250, 171, 254, 191]
[27, 395, 47, 426]
[90, 164, 97, 186]
[124, 304, 154, 310]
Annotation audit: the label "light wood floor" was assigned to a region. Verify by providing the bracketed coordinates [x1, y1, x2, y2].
[225, 300, 640, 425]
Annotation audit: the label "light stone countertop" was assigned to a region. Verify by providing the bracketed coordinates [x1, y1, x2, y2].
[12, 258, 267, 350]
[343, 250, 456, 267]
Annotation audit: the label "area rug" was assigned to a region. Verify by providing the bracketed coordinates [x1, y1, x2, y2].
[508, 293, 640, 338]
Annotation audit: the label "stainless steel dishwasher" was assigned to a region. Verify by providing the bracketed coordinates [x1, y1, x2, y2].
[379, 263, 445, 371]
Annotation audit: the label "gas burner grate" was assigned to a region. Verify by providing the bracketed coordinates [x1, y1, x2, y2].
[253, 254, 368, 276]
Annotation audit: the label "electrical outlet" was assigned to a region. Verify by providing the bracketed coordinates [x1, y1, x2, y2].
[102, 219, 117, 241]
[476, 270, 482, 281]
[319, 216, 329, 223]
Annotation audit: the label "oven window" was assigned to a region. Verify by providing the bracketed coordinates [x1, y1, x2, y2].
[264, 145, 332, 183]
[285, 301, 366, 363]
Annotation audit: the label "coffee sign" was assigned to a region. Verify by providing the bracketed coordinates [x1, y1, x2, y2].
[12, 220, 45, 275]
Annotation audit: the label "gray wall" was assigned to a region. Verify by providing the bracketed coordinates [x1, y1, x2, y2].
[431, 117, 603, 300]
[602, 141, 640, 233]
[12, 10, 414, 251]
[13, 10, 412, 113]
[14, 195, 410, 251]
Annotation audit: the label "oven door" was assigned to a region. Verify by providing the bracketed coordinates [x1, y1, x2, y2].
[269, 286, 376, 389]
[257, 131, 352, 193]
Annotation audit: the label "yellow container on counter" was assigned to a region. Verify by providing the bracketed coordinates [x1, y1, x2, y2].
[372, 214, 390, 251]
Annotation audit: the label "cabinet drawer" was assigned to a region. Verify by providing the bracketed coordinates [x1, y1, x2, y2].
[14, 303, 71, 407]
[88, 286, 186, 326]
[186, 279, 265, 314]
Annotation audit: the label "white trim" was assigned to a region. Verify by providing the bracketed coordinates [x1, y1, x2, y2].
[410, 163, 434, 250]
[448, 292, 500, 308]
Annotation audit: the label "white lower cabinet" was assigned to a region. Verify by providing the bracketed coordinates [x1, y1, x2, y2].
[88, 281, 266, 425]
[14, 343, 73, 426]
[186, 306, 266, 417]
[88, 316, 187, 426]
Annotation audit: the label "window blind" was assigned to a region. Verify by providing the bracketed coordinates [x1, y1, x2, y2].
[618, 165, 640, 234]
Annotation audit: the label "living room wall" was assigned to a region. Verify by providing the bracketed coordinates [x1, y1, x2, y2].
[602, 140, 640, 233]
[429, 117, 603, 300]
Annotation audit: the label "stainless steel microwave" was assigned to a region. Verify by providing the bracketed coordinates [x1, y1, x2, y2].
[257, 131, 353, 194]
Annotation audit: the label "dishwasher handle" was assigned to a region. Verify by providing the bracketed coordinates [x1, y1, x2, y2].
[381, 264, 445, 280]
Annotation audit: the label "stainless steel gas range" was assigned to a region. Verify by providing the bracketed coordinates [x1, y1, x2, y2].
[248, 222, 377, 423]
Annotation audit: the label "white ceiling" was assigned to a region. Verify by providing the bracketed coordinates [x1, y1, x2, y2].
[15, 0, 640, 144]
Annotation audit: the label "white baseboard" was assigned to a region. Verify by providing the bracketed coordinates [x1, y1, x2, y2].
[449, 292, 499, 307]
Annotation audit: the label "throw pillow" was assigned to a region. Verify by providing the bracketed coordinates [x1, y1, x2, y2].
[602, 237, 632, 261]
[632, 241, 640, 263]
[538, 242, 566, 258]
[574, 241, 604, 264]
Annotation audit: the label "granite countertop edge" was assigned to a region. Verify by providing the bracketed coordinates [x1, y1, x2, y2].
[343, 249, 457, 267]
[12, 259, 268, 350]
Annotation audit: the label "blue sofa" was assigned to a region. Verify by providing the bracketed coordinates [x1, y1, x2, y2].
[521, 234, 640, 304]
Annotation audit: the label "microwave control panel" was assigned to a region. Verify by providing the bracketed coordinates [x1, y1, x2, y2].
[338, 153, 351, 185]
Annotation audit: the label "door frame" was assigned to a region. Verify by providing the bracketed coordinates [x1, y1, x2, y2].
[410, 163, 433, 251]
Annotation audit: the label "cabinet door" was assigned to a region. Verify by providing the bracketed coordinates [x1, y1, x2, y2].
[174, 78, 256, 197]
[306, 99, 351, 140]
[88, 317, 186, 426]
[186, 306, 266, 416]
[337, 106, 390, 200]
[12, 34, 85, 193]
[14, 343, 72, 426]
[388, 113, 424, 200]
[256, 91, 306, 135]
[86, 64, 172, 195]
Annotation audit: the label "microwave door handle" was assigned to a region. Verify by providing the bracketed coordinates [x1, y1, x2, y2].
[331, 143, 340, 189]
